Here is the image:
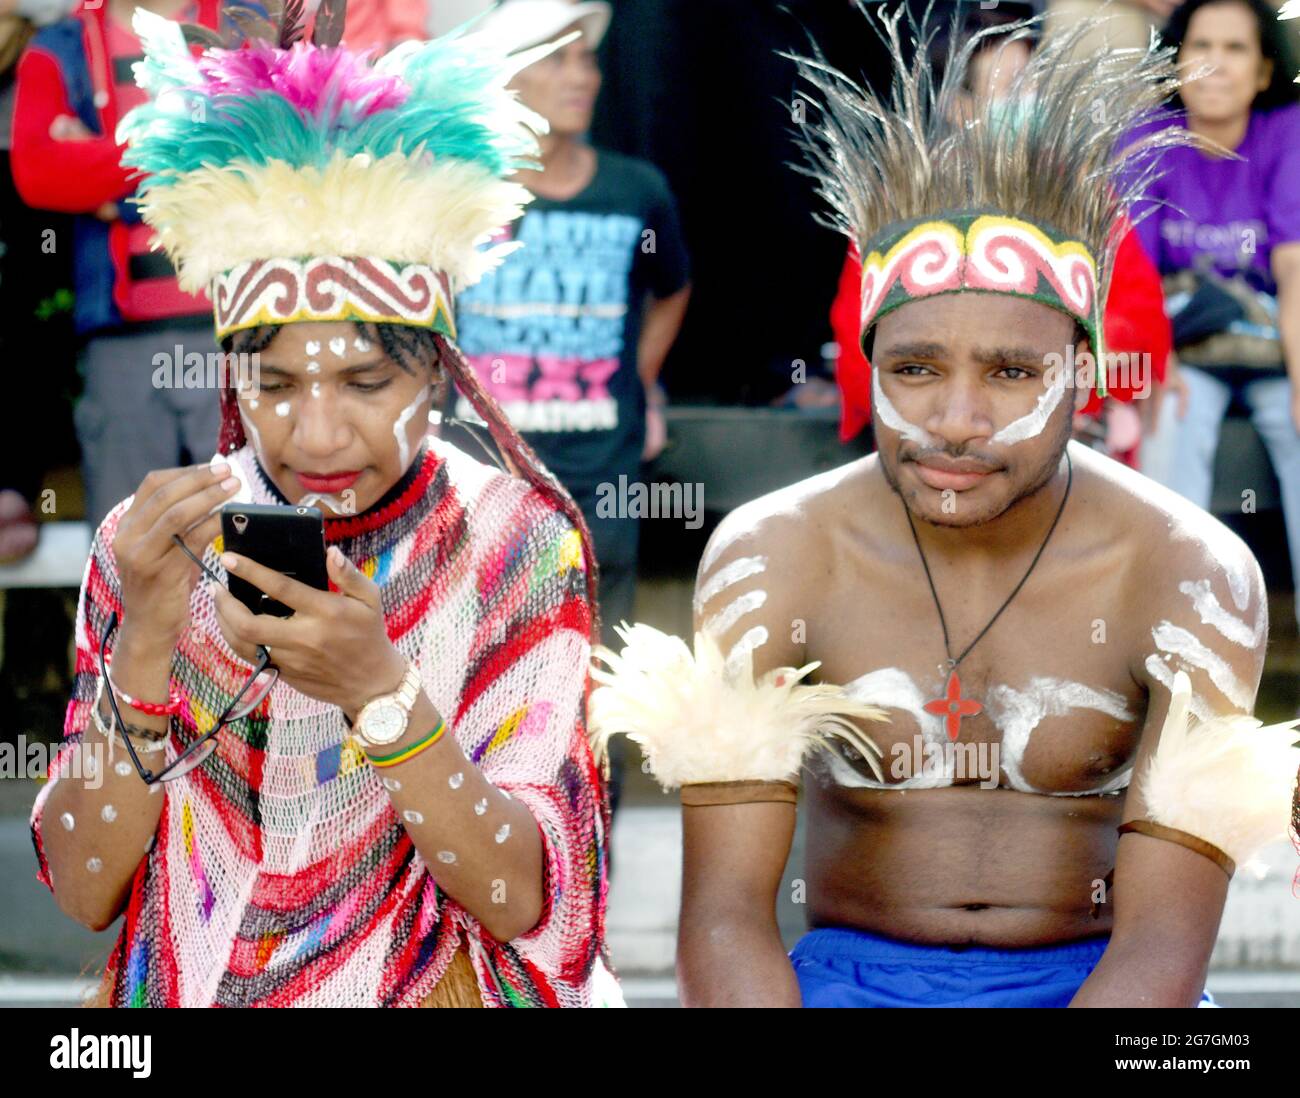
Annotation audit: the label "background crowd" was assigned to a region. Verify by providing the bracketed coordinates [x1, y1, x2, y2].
[1, 0, 1298, 718]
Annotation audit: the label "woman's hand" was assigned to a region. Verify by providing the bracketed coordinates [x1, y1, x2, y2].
[114, 464, 242, 653]
[211, 545, 407, 719]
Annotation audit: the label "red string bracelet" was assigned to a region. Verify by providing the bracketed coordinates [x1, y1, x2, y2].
[104, 653, 183, 718]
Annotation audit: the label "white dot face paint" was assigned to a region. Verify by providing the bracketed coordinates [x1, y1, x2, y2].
[100, 804, 117, 823]
[474, 798, 488, 816]
[871, 370, 940, 447]
[309, 381, 321, 399]
[494, 824, 511, 844]
[274, 401, 291, 418]
[306, 361, 320, 374]
[353, 336, 372, 353]
[86, 857, 103, 873]
[329, 337, 347, 356]
[448, 772, 464, 790]
[60, 812, 75, 831]
[114, 760, 133, 777]
[402, 809, 424, 825]
[305, 340, 321, 356]
[436, 850, 457, 864]
[988, 373, 1069, 446]
[381, 777, 402, 792]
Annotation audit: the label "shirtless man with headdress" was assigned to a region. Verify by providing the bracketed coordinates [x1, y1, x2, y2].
[590, 6, 1300, 1007]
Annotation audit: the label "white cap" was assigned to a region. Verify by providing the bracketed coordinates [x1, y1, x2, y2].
[473, 0, 612, 55]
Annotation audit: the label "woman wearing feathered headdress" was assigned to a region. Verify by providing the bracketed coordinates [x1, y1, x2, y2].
[28, 0, 620, 1007]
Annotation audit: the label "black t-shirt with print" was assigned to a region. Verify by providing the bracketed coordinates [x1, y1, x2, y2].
[453, 149, 690, 496]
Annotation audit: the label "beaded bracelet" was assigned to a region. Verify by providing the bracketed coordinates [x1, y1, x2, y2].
[92, 680, 169, 755]
[103, 655, 183, 718]
[366, 720, 447, 769]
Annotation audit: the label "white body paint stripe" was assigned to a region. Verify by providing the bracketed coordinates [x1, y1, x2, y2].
[694, 555, 767, 616]
[1180, 578, 1265, 648]
[703, 590, 767, 640]
[1151, 621, 1252, 710]
[722, 626, 769, 680]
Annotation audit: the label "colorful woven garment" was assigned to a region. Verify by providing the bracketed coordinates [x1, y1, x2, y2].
[30, 436, 617, 1007]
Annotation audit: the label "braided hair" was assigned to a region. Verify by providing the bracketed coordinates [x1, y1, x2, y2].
[219, 322, 602, 644]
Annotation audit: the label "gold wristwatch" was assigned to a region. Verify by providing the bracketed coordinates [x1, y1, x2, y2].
[351, 663, 422, 748]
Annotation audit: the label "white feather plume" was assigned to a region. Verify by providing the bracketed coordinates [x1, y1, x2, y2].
[137, 152, 529, 294]
[589, 621, 888, 791]
[1143, 670, 1300, 869]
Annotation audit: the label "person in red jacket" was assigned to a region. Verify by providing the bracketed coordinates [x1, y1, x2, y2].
[11, 0, 226, 527]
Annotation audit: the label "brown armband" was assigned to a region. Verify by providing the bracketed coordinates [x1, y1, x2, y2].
[1118, 819, 1235, 878]
[680, 779, 798, 807]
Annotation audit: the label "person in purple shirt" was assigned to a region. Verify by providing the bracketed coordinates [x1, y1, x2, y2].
[1131, 0, 1300, 632]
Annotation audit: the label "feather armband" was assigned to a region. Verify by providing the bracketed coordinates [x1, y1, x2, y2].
[588, 622, 888, 791]
[1132, 671, 1300, 875]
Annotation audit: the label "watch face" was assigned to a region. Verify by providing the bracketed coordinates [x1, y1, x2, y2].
[361, 701, 406, 745]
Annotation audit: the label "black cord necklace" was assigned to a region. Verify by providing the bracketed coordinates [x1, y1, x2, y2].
[905, 449, 1073, 740]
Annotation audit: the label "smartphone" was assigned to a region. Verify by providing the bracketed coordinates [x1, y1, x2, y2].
[220, 503, 329, 618]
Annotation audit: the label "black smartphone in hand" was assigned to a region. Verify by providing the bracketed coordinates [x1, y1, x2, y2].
[220, 503, 329, 618]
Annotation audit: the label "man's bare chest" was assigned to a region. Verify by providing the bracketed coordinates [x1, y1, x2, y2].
[807, 569, 1146, 797]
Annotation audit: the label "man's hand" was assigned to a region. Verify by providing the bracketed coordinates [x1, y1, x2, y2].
[212, 545, 407, 719]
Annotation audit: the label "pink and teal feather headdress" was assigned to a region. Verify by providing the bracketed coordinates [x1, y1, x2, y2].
[116, 0, 561, 341]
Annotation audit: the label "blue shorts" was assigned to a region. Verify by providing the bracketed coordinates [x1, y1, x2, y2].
[790, 927, 1218, 1008]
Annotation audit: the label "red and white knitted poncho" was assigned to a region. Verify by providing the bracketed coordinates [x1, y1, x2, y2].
[31, 436, 620, 1007]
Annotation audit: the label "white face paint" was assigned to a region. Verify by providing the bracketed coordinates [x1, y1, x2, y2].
[494, 824, 511, 844]
[239, 406, 265, 461]
[309, 381, 321, 399]
[392, 386, 428, 470]
[703, 589, 767, 639]
[474, 798, 488, 815]
[329, 337, 347, 356]
[987, 372, 1068, 445]
[100, 804, 117, 823]
[1179, 578, 1265, 648]
[274, 401, 291, 418]
[436, 850, 457, 864]
[305, 340, 321, 356]
[85, 857, 102, 873]
[1150, 621, 1251, 711]
[871, 370, 939, 446]
[114, 760, 133, 777]
[448, 772, 464, 790]
[402, 809, 424, 825]
[694, 555, 767, 617]
[306, 361, 320, 374]
[381, 777, 401, 791]
[60, 812, 75, 831]
[354, 336, 372, 353]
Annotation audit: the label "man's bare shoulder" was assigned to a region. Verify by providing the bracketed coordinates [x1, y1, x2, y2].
[1069, 442, 1263, 603]
[697, 455, 877, 582]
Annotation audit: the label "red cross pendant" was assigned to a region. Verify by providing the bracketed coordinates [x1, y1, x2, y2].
[923, 668, 983, 741]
